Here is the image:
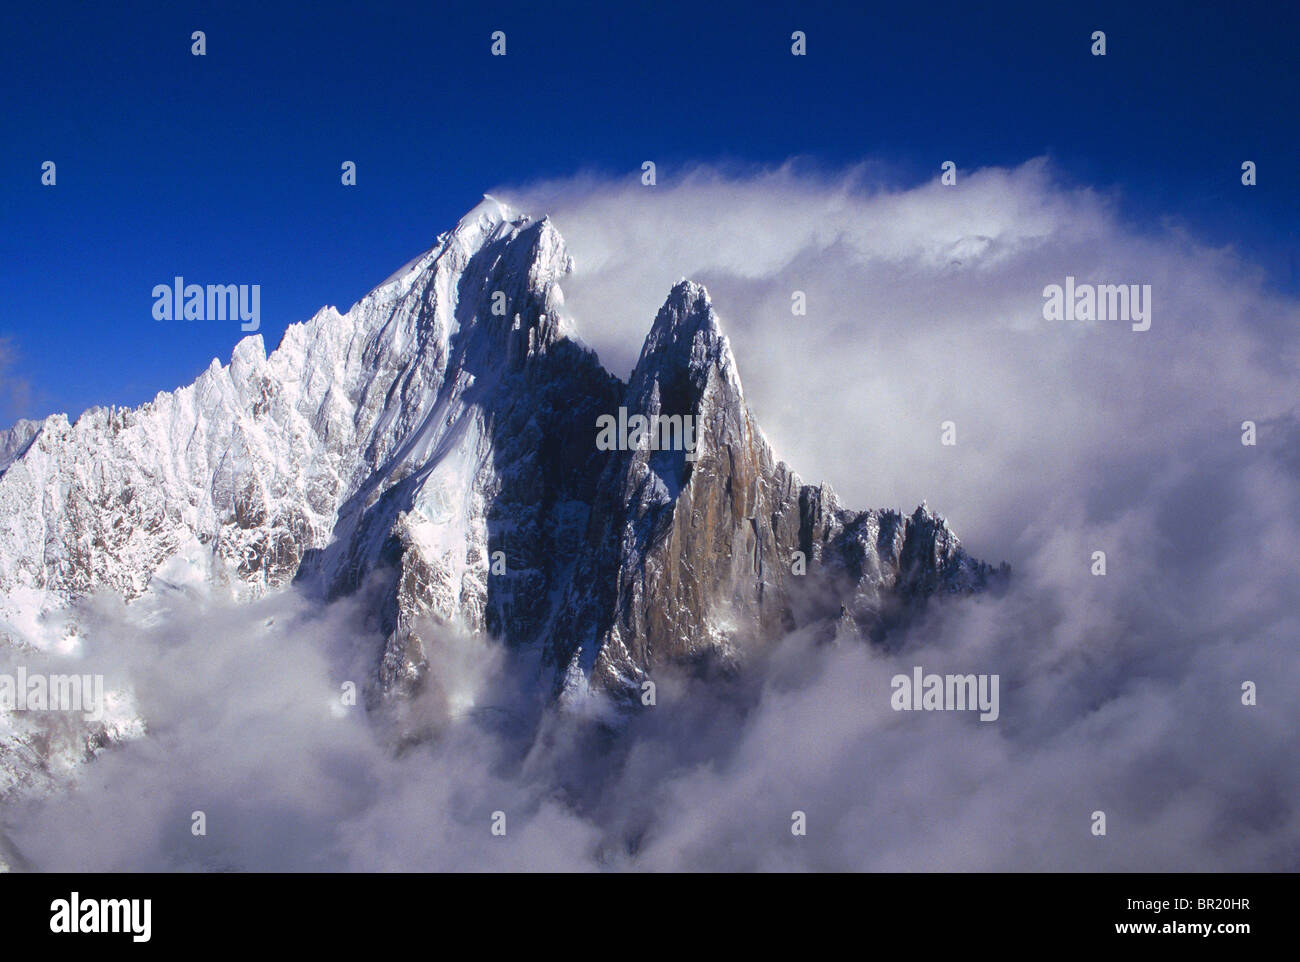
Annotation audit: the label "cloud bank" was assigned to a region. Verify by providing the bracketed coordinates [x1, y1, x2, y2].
[3, 160, 1297, 870]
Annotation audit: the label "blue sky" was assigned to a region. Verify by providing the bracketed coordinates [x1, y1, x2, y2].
[2, 0, 1295, 423]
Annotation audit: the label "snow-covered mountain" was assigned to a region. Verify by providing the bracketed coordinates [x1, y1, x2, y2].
[0, 197, 1003, 714]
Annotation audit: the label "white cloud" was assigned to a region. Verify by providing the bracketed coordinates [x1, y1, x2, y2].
[500, 159, 1300, 562]
[0, 338, 33, 424]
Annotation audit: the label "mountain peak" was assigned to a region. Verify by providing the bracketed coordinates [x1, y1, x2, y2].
[639, 280, 723, 362]
[0, 418, 42, 474]
[463, 193, 523, 228]
[661, 278, 713, 321]
[628, 278, 740, 415]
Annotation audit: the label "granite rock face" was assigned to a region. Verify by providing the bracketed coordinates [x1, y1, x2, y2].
[546, 281, 1002, 696]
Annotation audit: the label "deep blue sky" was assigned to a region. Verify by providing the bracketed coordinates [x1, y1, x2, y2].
[2, 0, 1295, 423]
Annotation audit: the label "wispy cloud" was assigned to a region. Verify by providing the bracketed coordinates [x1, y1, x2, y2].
[0, 338, 33, 426]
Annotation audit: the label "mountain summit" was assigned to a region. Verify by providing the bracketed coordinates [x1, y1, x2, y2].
[0, 198, 1003, 704]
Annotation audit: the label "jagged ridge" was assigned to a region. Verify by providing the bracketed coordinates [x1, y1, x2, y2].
[0, 198, 1004, 709]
